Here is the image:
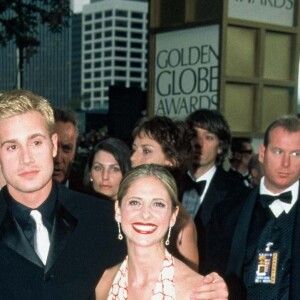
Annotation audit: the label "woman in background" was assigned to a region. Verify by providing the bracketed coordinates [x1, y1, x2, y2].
[84, 137, 131, 201]
[130, 116, 199, 271]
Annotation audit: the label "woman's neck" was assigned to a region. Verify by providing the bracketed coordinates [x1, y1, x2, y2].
[127, 244, 165, 286]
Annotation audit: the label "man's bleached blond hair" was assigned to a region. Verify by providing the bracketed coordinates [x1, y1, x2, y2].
[0, 89, 55, 135]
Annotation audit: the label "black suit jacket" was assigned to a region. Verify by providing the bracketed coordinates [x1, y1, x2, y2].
[181, 168, 249, 274]
[209, 182, 300, 299]
[0, 182, 126, 300]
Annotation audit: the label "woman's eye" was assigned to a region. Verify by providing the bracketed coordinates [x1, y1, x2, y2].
[154, 201, 166, 208]
[129, 200, 140, 206]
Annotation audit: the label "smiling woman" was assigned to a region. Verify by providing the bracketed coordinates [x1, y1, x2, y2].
[95, 164, 204, 300]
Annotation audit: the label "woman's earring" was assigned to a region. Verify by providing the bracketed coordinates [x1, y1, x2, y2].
[117, 222, 123, 240]
[165, 226, 172, 246]
[90, 177, 93, 182]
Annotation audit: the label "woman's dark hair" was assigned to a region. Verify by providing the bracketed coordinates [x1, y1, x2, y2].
[83, 137, 131, 188]
[132, 116, 194, 175]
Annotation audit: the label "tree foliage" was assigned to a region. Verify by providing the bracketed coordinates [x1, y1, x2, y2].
[0, 0, 72, 48]
[0, 0, 72, 87]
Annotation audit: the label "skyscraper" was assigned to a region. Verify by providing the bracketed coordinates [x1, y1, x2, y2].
[81, 0, 148, 111]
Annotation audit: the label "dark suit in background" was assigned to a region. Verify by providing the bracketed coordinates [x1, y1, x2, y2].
[181, 167, 249, 274]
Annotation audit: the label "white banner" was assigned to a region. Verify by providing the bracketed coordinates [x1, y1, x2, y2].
[154, 25, 219, 119]
[228, 0, 295, 27]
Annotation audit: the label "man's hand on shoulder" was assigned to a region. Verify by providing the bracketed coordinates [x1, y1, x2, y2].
[190, 272, 228, 300]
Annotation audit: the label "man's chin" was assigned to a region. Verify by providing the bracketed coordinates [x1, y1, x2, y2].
[52, 172, 65, 184]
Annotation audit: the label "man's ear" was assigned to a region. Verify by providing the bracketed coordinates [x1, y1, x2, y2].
[51, 133, 58, 158]
[258, 144, 265, 164]
[115, 200, 121, 223]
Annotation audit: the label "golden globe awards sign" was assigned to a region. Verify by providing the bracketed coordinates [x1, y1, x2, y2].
[154, 25, 219, 119]
[228, 0, 295, 26]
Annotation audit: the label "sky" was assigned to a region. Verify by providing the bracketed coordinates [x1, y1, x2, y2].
[73, 0, 90, 13]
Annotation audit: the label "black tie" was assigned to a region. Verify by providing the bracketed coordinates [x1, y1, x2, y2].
[186, 177, 206, 197]
[259, 191, 292, 207]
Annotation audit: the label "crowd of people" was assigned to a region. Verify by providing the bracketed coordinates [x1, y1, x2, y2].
[0, 88, 299, 300]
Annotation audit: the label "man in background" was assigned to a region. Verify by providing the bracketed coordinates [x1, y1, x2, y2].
[181, 109, 249, 274]
[52, 108, 78, 185]
[207, 115, 300, 299]
[228, 137, 254, 187]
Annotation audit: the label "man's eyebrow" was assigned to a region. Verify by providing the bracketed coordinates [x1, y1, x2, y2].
[1, 133, 47, 147]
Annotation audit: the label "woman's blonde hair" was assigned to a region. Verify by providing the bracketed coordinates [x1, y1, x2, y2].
[117, 164, 179, 211]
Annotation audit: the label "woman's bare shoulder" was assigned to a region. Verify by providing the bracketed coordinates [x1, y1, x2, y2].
[95, 264, 121, 300]
[174, 258, 203, 299]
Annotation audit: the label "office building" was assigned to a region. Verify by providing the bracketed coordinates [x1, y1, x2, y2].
[81, 0, 148, 111]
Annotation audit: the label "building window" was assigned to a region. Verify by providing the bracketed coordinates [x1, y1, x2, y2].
[115, 70, 126, 77]
[95, 32, 102, 39]
[104, 80, 111, 87]
[130, 52, 142, 59]
[131, 12, 143, 19]
[115, 50, 126, 57]
[84, 34, 92, 41]
[130, 61, 142, 68]
[94, 91, 101, 97]
[84, 53, 92, 60]
[94, 52, 101, 58]
[84, 92, 91, 99]
[84, 82, 91, 89]
[95, 42, 102, 49]
[115, 80, 126, 87]
[104, 50, 112, 57]
[94, 61, 101, 68]
[95, 12, 102, 19]
[116, 30, 127, 38]
[94, 71, 101, 78]
[105, 30, 112, 37]
[116, 10, 127, 17]
[115, 40, 127, 47]
[116, 60, 126, 67]
[94, 81, 101, 88]
[84, 44, 92, 50]
[116, 20, 127, 27]
[85, 24, 92, 31]
[130, 71, 141, 78]
[85, 14, 92, 21]
[84, 73, 91, 79]
[131, 42, 142, 49]
[105, 10, 112, 17]
[105, 40, 112, 47]
[84, 63, 92, 69]
[95, 22, 102, 29]
[131, 22, 143, 29]
[131, 32, 142, 39]
[104, 70, 111, 76]
[83, 100, 91, 109]
[105, 20, 112, 27]
[104, 60, 112, 67]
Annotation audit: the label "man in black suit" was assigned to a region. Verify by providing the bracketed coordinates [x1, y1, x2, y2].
[0, 90, 228, 300]
[0, 90, 126, 300]
[207, 115, 300, 299]
[181, 109, 249, 274]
